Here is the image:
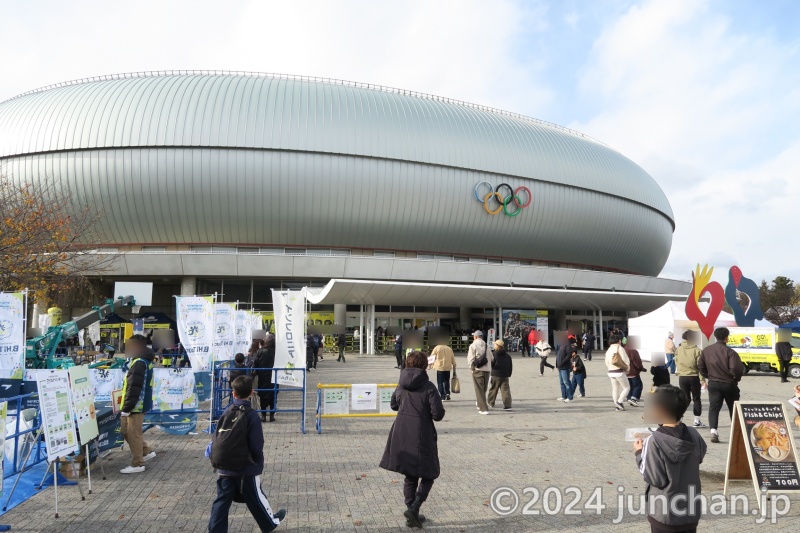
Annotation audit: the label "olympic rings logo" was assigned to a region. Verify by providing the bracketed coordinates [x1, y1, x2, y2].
[474, 182, 532, 217]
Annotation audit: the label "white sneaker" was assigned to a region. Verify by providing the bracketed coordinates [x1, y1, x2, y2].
[563, 399, 572, 403]
[478, 411, 489, 415]
[120, 465, 145, 474]
[143, 451, 157, 462]
[693, 420, 707, 428]
[556, 397, 565, 401]
[578, 394, 585, 398]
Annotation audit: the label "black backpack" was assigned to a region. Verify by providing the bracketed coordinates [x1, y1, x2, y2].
[211, 404, 253, 471]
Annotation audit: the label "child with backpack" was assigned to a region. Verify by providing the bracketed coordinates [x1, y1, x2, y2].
[208, 376, 286, 532]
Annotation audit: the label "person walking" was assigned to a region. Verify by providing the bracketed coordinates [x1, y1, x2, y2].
[698, 327, 744, 443]
[467, 330, 492, 415]
[255, 335, 277, 422]
[305, 334, 315, 372]
[208, 376, 287, 532]
[665, 332, 677, 375]
[310, 333, 322, 368]
[674, 330, 706, 428]
[430, 344, 456, 400]
[535, 338, 554, 375]
[625, 343, 646, 407]
[605, 334, 630, 412]
[520, 330, 530, 357]
[379, 352, 445, 529]
[487, 340, 512, 410]
[337, 333, 346, 363]
[570, 348, 587, 398]
[777, 338, 794, 383]
[582, 331, 596, 361]
[394, 334, 404, 369]
[119, 334, 156, 474]
[556, 339, 576, 402]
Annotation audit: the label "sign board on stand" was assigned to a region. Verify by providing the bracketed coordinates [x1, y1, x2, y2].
[724, 402, 800, 508]
[68, 366, 99, 444]
[351, 384, 378, 411]
[36, 370, 80, 461]
[323, 388, 348, 415]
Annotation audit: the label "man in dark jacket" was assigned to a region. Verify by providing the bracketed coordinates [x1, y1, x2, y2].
[119, 334, 156, 474]
[698, 327, 744, 443]
[380, 352, 445, 528]
[394, 335, 403, 369]
[776, 340, 794, 383]
[337, 333, 346, 363]
[556, 340, 577, 402]
[487, 340, 513, 410]
[255, 335, 278, 422]
[208, 376, 286, 532]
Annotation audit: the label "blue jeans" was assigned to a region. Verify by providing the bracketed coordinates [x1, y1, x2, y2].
[627, 376, 643, 401]
[559, 370, 573, 400]
[666, 353, 676, 374]
[571, 373, 585, 396]
[208, 475, 281, 533]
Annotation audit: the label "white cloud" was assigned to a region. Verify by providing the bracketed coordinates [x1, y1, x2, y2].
[0, 0, 551, 113]
[572, 0, 800, 282]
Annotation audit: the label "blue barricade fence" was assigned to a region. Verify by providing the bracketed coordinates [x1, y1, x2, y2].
[2, 393, 46, 480]
[212, 363, 306, 434]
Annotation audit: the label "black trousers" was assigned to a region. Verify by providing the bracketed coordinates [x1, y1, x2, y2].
[707, 380, 739, 431]
[403, 476, 434, 507]
[208, 475, 281, 533]
[678, 376, 702, 417]
[395, 348, 404, 368]
[540, 356, 554, 374]
[780, 359, 791, 381]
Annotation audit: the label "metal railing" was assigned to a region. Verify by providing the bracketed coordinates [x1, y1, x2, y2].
[212, 363, 306, 434]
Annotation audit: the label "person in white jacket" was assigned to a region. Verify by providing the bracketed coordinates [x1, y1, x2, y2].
[534, 339, 554, 376]
[605, 334, 631, 411]
[467, 331, 493, 415]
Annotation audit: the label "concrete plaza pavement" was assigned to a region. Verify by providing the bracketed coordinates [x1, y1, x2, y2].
[3, 351, 800, 532]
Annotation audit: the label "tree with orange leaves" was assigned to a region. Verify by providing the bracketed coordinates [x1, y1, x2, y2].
[0, 172, 113, 304]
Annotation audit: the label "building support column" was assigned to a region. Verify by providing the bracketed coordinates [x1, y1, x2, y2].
[459, 307, 471, 331]
[334, 303, 346, 326]
[369, 305, 376, 355]
[181, 277, 197, 296]
[498, 307, 504, 341]
[593, 310, 598, 350]
[599, 309, 605, 350]
[359, 305, 364, 355]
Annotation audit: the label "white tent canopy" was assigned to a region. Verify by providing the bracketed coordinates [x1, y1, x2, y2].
[628, 301, 737, 362]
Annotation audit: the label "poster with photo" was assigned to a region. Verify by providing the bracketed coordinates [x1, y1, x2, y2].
[68, 365, 99, 444]
[741, 403, 800, 491]
[36, 370, 79, 461]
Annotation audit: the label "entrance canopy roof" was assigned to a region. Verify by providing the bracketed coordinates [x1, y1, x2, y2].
[306, 279, 688, 312]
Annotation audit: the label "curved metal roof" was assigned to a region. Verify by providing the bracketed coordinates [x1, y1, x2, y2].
[0, 71, 674, 224]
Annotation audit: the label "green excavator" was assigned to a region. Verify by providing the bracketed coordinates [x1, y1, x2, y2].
[25, 295, 136, 370]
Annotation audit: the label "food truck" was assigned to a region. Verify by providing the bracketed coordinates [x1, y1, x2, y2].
[727, 327, 800, 377]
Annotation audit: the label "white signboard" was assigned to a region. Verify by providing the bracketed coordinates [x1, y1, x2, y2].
[176, 296, 215, 372]
[234, 310, 252, 356]
[37, 370, 79, 460]
[271, 290, 307, 388]
[90, 368, 124, 403]
[351, 384, 378, 411]
[379, 387, 395, 413]
[251, 312, 263, 332]
[213, 303, 235, 362]
[323, 388, 348, 415]
[68, 365, 99, 444]
[0, 292, 25, 378]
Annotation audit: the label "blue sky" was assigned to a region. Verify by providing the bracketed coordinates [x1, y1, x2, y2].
[1, 0, 798, 284]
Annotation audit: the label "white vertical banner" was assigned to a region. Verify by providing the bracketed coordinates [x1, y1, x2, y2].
[213, 303, 236, 361]
[87, 321, 100, 345]
[271, 289, 306, 388]
[251, 312, 263, 332]
[176, 296, 215, 372]
[0, 292, 25, 378]
[234, 310, 252, 355]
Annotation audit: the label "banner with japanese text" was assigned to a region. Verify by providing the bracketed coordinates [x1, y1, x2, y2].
[234, 310, 252, 356]
[213, 303, 235, 362]
[271, 290, 306, 388]
[0, 292, 25, 378]
[176, 296, 214, 372]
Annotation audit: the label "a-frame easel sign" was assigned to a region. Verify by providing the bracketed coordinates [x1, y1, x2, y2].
[724, 401, 800, 509]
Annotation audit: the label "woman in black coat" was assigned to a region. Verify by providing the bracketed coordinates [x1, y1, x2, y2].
[380, 351, 445, 528]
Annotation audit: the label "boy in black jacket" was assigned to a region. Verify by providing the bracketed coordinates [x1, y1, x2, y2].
[208, 376, 287, 532]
